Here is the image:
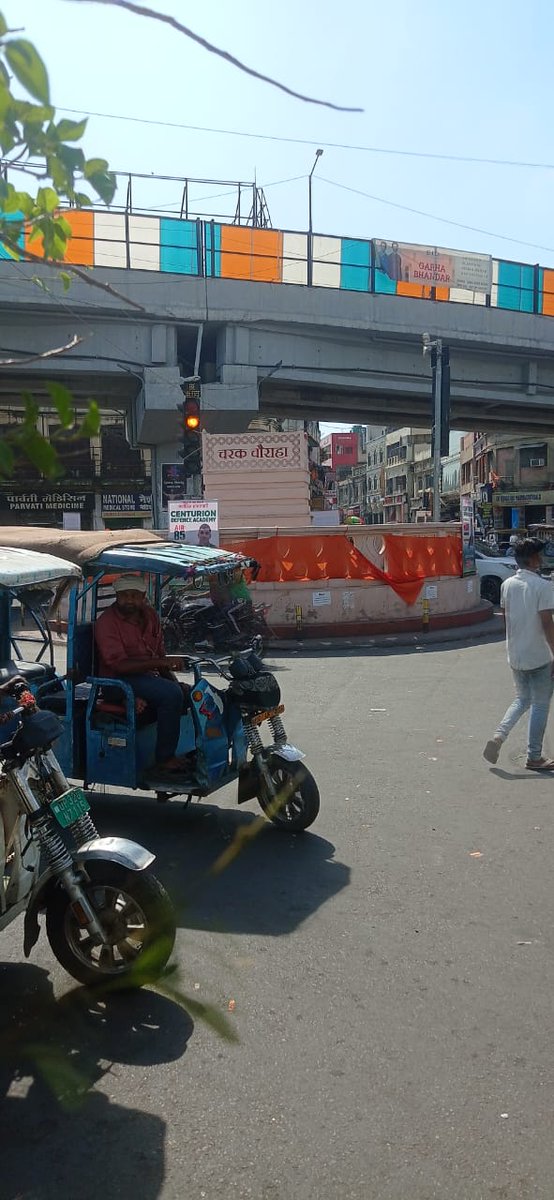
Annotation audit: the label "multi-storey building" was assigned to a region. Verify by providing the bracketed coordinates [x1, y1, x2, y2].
[460, 432, 554, 534]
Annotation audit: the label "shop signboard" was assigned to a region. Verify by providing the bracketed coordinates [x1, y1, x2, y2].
[493, 490, 554, 506]
[169, 499, 219, 546]
[374, 240, 492, 293]
[461, 494, 476, 575]
[0, 491, 94, 514]
[101, 491, 152, 517]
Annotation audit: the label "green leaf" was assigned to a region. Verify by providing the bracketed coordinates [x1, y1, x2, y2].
[0, 12, 7, 37]
[46, 382, 74, 428]
[59, 270, 72, 292]
[56, 116, 87, 142]
[0, 437, 14, 478]
[74, 191, 92, 207]
[83, 158, 116, 205]
[79, 400, 101, 437]
[151, 971, 239, 1043]
[36, 185, 58, 214]
[5, 39, 50, 104]
[18, 428, 60, 478]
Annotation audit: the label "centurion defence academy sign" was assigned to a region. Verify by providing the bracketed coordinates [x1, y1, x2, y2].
[168, 500, 219, 546]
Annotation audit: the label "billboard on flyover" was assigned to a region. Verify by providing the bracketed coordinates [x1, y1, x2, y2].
[373, 240, 492, 293]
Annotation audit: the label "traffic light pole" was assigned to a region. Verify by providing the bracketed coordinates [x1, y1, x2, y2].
[432, 340, 443, 523]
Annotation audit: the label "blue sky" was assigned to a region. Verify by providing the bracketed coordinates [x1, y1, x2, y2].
[10, 1, 554, 433]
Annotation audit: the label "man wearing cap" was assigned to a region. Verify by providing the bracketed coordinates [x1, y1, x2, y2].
[95, 575, 190, 772]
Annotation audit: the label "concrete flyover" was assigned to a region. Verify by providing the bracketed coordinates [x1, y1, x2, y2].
[2, 262, 554, 436]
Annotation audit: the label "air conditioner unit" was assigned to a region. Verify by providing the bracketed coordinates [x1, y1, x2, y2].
[530, 458, 545, 467]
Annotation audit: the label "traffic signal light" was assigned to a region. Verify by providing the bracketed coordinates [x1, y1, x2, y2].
[177, 380, 202, 477]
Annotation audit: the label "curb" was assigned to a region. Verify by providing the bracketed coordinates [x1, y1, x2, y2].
[267, 614, 504, 654]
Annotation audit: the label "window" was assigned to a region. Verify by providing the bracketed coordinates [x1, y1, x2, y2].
[520, 444, 547, 469]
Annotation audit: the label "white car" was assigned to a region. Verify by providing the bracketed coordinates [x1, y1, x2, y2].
[474, 546, 516, 605]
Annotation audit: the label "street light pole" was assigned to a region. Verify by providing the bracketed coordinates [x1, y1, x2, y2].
[307, 148, 323, 286]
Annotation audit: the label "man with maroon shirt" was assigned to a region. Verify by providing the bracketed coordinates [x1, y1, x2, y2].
[95, 575, 190, 772]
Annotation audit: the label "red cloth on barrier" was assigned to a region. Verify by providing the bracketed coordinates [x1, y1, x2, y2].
[225, 533, 462, 607]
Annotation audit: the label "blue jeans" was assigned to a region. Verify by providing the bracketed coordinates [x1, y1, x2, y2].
[495, 663, 554, 761]
[126, 674, 184, 763]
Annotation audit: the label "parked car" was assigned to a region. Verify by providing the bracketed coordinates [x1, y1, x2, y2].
[474, 545, 517, 605]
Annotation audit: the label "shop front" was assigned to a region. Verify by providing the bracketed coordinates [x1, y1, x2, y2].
[491, 488, 554, 535]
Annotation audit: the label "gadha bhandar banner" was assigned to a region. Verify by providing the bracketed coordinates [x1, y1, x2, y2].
[373, 241, 492, 293]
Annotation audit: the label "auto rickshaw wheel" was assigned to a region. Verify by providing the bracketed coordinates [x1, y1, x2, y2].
[257, 758, 320, 832]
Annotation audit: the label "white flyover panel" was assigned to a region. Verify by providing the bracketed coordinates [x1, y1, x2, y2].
[128, 216, 160, 271]
[449, 287, 487, 305]
[282, 232, 308, 285]
[312, 235, 341, 288]
[94, 212, 127, 268]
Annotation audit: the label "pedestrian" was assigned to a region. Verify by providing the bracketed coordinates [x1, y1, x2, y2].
[483, 537, 554, 771]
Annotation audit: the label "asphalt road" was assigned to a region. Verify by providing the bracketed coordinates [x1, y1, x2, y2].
[2, 633, 554, 1200]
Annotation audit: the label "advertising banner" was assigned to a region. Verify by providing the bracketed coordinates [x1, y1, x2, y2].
[374, 240, 492, 293]
[461, 495, 476, 575]
[161, 464, 187, 508]
[169, 499, 219, 546]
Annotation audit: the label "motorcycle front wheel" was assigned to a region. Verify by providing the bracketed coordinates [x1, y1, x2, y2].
[45, 862, 176, 988]
[257, 758, 320, 832]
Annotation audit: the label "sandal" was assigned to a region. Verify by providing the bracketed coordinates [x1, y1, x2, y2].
[525, 758, 554, 772]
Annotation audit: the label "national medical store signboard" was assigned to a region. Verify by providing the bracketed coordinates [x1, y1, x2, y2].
[101, 491, 152, 518]
[374, 241, 492, 293]
[169, 500, 219, 546]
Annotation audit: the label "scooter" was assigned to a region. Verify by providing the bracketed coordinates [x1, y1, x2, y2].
[0, 677, 175, 988]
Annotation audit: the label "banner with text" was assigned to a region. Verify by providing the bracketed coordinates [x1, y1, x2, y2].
[169, 499, 219, 546]
[374, 241, 492, 293]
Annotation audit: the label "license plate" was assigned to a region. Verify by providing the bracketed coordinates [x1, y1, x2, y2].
[50, 787, 90, 829]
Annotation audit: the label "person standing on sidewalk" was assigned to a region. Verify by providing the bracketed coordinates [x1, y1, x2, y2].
[484, 537, 554, 771]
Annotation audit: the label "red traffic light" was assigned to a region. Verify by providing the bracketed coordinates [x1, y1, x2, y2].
[183, 397, 200, 431]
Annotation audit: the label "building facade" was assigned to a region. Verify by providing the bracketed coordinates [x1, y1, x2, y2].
[0, 411, 153, 529]
[460, 432, 554, 534]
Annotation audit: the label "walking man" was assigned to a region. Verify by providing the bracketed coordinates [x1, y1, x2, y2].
[484, 537, 554, 771]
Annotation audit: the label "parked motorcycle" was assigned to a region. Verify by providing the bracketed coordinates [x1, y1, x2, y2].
[162, 591, 272, 656]
[0, 677, 175, 987]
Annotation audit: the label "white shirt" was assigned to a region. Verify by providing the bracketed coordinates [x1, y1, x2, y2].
[501, 569, 554, 670]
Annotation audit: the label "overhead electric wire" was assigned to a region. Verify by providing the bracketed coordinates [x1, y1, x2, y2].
[56, 104, 554, 171]
[318, 176, 554, 256]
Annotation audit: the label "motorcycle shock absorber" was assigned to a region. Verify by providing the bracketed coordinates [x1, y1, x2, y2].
[243, 717, 265, 756]
[30, 809, 74, 874]
[268, 712, 287, 745]
[70, 811, 99, 846]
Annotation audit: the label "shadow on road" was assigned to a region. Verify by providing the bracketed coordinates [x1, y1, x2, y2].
[89, 793, 350, 936]
[272, 631, 505, 659]
[0, 962, 193, 1200]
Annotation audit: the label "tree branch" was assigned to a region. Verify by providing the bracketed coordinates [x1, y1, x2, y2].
[0, 231, 147, 312]
[67, 0, 363, 113]
[0, 334, 84, 365]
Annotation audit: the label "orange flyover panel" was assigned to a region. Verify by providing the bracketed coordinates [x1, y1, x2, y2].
[397, 281, 432, 299]
[220, 226, 283, 282]
[24, 209, 94, 264]
[541, 269, 554, 316]
[435, 287, 450, 302]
